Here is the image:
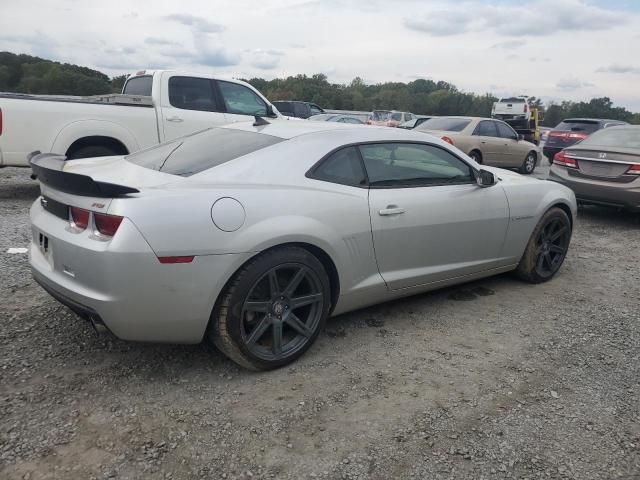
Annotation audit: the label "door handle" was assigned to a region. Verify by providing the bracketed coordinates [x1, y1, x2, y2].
[379, 206, 405, 216]
[166, 116, 184, 123]
[481, 141, 487, 144]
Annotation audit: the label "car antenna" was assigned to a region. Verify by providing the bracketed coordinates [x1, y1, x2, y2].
[253, 116, 270, 126]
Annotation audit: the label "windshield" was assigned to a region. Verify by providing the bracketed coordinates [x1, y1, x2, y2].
[418, 117, 471, 132]
[554, 120, 600, 133]
[126, 128, 284, 176]
[579, 127, 640, 149]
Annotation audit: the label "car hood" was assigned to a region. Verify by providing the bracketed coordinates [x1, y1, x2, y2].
[62, 155, 187, 189]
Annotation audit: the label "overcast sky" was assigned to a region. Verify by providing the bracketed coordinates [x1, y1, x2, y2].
[1, 0, 639, 111]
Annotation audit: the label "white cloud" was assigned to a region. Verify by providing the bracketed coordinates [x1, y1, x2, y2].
[556, 78, 596, 91]
[1, 0, 639, 111]
[596, 64, 640, 74]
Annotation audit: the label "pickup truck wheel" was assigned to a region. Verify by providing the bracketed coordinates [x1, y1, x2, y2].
[68, 145, 119, 160]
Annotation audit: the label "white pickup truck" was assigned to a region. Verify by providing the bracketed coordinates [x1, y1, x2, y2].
[0, 70, 283, 167]
[491, 96, 532, 129]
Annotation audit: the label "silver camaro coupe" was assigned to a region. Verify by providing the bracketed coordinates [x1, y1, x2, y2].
[29, 120, 577, 370]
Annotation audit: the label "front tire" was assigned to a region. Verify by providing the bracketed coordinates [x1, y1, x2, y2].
[515, 207, 572, 283]
[209, 246, 331, 370]
[519, 151, 537, 174]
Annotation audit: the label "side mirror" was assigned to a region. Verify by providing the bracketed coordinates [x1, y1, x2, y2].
[517, 134, 524, 141]
[266, 104, 277, 118]
[476, 169, 496, 188]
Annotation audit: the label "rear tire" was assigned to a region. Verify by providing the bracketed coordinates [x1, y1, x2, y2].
[209, 246, 331, 370]
[519, 151, 537, 174]
[67, 145, 119, 160]
[469, 150, 483, 164]
[515, 207, 572, 283]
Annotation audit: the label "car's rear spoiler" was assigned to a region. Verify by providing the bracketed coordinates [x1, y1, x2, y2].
[28, 151, 139, 198]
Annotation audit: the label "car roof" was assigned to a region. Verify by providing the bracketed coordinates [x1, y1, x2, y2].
[220, 119, 445, 143]
[561, 118, 627, 124]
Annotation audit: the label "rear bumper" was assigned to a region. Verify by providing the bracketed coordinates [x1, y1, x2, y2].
[548, 166, 640, 211]
[543, 147, 562, 160]
[30, 199, 254, 343]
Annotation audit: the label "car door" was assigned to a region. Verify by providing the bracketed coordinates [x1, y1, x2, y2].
[472, 120, 501, 161]
[159, 74, 227, 141]
[495, 121, 523, 167]
[216, 80, 270, 123]
[363, 142, 510, 290]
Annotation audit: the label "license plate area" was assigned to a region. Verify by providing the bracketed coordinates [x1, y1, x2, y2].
[37, 232, 54, 265]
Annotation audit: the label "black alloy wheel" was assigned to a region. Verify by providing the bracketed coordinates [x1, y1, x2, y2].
[516, 207, 572, 283]
[240, 264, 324, 361]
[210, 246, 330, 370]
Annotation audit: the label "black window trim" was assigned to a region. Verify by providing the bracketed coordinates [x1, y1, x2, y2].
[214, 79, 268, 116]
[306, 141, 479, 189]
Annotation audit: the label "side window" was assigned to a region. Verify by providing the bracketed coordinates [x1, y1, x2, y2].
[391, 112, 402, 121]
[217, 81, 267, 116]
[474, 120, 498, 137]
[123, 76, 153, 96]
[359, 143, 473, 186]
[309, 104, 323, 115]
[293, 103, 308, 117]
[496, 122, 517, 140]
[275, 102, 293, 115]
[168, 76, 217, 112]
[405, 113, 413, 121]
[310, 146, 367, 187]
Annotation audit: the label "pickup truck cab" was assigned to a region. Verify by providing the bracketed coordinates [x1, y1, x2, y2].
[0, 70, 282, 167]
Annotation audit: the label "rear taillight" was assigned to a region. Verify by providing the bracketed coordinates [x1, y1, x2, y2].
[524, 104, 528, 113]
[626, 165, 640, 175]
[93, 213, 123, 237]
[0, 107, 3, 135]
[441, 136, 454, 145]
[553, 150, 577, 168]
[568, 132, 588, 140]
[70, 207, 90, 230]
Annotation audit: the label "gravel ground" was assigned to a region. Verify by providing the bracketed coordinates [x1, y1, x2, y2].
[1, 165, 639, 480]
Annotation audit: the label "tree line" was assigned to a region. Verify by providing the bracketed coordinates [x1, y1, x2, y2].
[1, 51, 638, 125]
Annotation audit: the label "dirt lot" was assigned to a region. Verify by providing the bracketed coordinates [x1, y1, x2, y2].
[1, 165, 639, 480]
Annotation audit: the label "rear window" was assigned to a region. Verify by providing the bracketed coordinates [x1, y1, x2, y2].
[418, 117, 471, 132]
[554, 120, 600, 133]
[125, 128, 284, 176]
[579, 127, 640, 149]
[123, 76, 153, 96]
[371, 111, 391, 121]
[499, 97, 526, 103]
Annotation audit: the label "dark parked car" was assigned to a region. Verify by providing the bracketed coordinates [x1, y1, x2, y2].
[548, 125, 640, 211]
[543, 118, 628, 160]
[272, 101, 325, 119]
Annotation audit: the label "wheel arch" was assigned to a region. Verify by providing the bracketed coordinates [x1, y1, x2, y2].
[50, 119, 139, 158]
[65, 136, 129, 158]
[211, 241, 341, 323]
[469, 148, 483, 163]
